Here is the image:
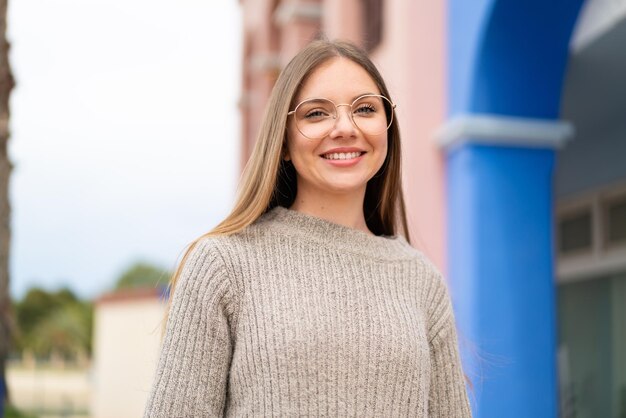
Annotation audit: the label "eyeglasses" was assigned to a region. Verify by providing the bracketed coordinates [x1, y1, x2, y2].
[287, 94, 396, 140]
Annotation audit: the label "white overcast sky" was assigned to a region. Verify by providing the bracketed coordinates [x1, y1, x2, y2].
[7, 1, 242, 299]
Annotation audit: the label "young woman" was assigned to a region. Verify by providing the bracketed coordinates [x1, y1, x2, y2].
[144, 40, 472, 417]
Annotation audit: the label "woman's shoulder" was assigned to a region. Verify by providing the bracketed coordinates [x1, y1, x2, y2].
[186, 233, 249, 267]
[407, 252, 458, 343]
[172, 236, 241, 309]
[185, 226, 274, 276]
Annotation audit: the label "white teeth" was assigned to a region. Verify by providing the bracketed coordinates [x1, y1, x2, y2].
[323, 152, 362, 160]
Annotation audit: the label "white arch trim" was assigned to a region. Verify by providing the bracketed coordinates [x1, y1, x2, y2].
[570, 0, 626, 53]
[435, 114, 575, 151]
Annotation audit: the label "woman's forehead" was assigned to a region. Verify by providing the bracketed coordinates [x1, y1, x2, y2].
[295, 57, 381, 102]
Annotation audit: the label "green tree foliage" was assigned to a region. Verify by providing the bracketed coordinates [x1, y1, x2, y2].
[28, 302, 93, 358]
[114, 262, 171, 291]
[16, 288, 75, 336]
[13, 288, 92, 359]
[4, 404, 37, 418]
[10, 262, 168, 362]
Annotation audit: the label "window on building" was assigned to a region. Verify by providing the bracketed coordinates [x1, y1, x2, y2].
[362, 0, 383, 52]
[559, 209, 592, 255]
[605, 194, 626, 248]
[558, 271, 626, 418]
[557, 187, 626, 257]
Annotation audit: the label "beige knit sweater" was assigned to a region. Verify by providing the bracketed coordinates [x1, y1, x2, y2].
[144, 206, 472, 417]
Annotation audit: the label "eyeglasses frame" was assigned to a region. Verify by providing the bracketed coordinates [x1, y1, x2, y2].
[286, 93, 396, 140]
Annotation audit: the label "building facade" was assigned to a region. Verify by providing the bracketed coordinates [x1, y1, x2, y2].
[239, 0, 626, 417]
[91, 288, 166, 418]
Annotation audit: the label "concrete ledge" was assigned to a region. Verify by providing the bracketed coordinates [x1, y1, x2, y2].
[274, 2, 322, 26]
[435, 113, 575, 151]
[249, 53, 281, 73]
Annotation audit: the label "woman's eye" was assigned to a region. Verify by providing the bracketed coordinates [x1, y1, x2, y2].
[304, 110, 329, 119]
[354, 104, 376, 115]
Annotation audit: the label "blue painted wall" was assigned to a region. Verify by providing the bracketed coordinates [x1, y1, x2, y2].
[446, 0, 585, 416]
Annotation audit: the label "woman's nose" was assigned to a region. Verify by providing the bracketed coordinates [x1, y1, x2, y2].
[331, 105, 357, 137]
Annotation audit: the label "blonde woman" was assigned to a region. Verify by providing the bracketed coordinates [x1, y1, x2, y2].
[144, 40, 471, 417]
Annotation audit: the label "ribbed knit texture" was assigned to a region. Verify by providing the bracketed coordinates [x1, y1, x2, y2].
[144, 207, 472, 417]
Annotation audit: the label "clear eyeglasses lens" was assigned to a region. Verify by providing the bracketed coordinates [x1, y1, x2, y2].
[293, 94, 394, 139]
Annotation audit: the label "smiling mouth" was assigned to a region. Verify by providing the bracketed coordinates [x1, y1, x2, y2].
[321, 151, 365, 160]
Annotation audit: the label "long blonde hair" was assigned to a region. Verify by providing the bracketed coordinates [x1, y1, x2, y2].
[166, 40, 409, 307]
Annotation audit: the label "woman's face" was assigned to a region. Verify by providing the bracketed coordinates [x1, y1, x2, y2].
[285, 57, 388, 202]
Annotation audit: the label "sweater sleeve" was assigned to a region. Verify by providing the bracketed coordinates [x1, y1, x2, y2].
[425, 270, 473, 418]
[144, 239, 239, 418]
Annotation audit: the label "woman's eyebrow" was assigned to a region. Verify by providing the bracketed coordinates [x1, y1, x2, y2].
[299, 92, 380, 103]
[300, 98, 331, 104]
[350, 92, 378, 101]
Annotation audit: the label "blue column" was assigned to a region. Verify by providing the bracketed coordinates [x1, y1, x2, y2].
[449, 142, 556, 417]
[445, 0, 585, 415]
[437, 116, 572, 417]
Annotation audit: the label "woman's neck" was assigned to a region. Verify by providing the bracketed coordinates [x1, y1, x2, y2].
[289, 189, 372, 235]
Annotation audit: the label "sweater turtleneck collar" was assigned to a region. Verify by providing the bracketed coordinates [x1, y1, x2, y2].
[254, 206, 417, 261]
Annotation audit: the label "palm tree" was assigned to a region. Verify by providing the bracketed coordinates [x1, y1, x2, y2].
[0, 0, 13, 411]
